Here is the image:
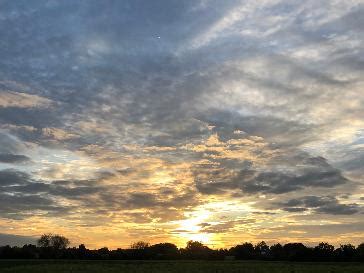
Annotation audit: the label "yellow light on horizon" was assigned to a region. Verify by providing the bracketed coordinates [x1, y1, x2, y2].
[173, 208, 213, 245]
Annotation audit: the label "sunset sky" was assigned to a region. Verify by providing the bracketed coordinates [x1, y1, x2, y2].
[0, 0, 363, 249]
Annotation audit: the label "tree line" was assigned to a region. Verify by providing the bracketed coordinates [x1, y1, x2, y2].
[1, 234, 364, 261]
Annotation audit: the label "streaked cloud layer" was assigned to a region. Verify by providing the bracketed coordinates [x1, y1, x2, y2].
[0, 0, 363, 248]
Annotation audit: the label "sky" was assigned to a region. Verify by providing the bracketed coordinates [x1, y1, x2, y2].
[0, 0, 363, 249]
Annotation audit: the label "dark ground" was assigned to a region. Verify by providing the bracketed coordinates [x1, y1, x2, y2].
[1, 260, 364, 273]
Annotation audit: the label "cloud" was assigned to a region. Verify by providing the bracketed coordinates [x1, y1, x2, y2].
[242, 168, 347, 194]
[195, 167, 348, 195]
[0, 233, 36, 246]
[41, 127, 79, 141]
[0, 132, 28, 154]
[0, 193, 70, 220]
[198, 218, 256, 234]
[0, 169, 33, 186]
[0, 153, 30, 164]
[0, 168, 199, 223]
[0, 169, 95, 219]
[0, 91, 53, 109]
[277, 195, 360, 215]
[193, 141, 349, 195]
[259, 221, 364, 242]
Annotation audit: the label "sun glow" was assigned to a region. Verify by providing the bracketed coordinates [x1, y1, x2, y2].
[183, 233, 212, 244]
[174, 208, 213, 245]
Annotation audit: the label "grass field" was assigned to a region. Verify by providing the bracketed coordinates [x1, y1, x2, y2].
[0, 260, 364, 273]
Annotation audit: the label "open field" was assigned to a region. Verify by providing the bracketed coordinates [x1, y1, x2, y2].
[0, 260, 364, 273]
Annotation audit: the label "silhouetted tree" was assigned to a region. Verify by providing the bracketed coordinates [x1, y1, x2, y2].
[283, 243, 310, 261]
[149, 243, 179, 259]
[77, 244, 87, 259]
[270, 243, 284, 260]
[110, 248, 125, 260]
[335, 244, 356, 261]
[97, 247, 110, 259]
[182, 241, 211, 259]
[131, 241, 149, 250]
[129, 241, 150, 259]
[37, 233, 70, 258]
[1, 235, 364, 262]
[37, 234, 52, 248]
[314, 242, 334, 261]
[0, 245, 15, 259]
[37, 233, 70, 250]
[255, 241, 270, 259]
[210, 248, 229, 260]
[51, 235, 70, 250]
[231, 243, 255, 259]
[21, 244, 38, 259]
[356, 243, 364, 262]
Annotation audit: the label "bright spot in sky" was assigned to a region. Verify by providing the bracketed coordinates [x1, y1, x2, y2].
[176, 209, 212, 244]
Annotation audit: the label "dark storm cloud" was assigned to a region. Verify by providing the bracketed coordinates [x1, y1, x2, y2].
[277, 195, 360, 215]
[0, 153, 30, 163]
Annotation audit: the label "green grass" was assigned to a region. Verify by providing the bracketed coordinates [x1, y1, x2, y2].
[0, 260, 363, 273]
